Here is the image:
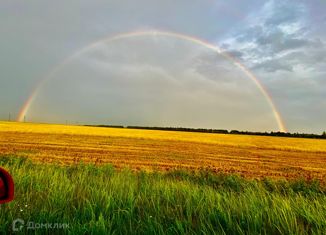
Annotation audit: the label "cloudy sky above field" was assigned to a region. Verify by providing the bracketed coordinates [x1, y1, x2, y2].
[0, 0, 325, 133]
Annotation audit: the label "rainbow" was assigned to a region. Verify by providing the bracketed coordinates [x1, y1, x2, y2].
[17, 30, 287, 132]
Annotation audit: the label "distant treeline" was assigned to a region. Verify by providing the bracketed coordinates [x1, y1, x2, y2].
[85, 125, 326, 139]
[85, 124, 124, 129]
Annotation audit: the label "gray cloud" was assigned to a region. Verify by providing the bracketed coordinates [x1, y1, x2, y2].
[253, 59, 293, 72]
[256, 31, 308, 52]
[264, 1, 304, 26]
[219, 0, 326, 132]
[0, 0, 325, 133]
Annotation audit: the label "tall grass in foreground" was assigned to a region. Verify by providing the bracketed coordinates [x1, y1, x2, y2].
[0, 155, 325, 235]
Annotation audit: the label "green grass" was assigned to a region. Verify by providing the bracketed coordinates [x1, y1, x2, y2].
[0, 155, 326, 235]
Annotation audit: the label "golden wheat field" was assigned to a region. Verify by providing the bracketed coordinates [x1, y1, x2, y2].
[1, 121, 326, 181]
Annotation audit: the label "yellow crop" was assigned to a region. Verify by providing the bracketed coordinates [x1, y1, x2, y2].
[1, 121, 325, 181]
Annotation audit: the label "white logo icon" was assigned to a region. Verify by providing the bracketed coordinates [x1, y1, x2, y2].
[12, 218, 24, 232]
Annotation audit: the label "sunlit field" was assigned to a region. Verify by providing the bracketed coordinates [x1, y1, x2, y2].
[1, 121, 326, 234]
[1, 121, 326, 181]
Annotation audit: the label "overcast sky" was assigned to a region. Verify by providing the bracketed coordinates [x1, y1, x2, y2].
[0, 0, 325, 133]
